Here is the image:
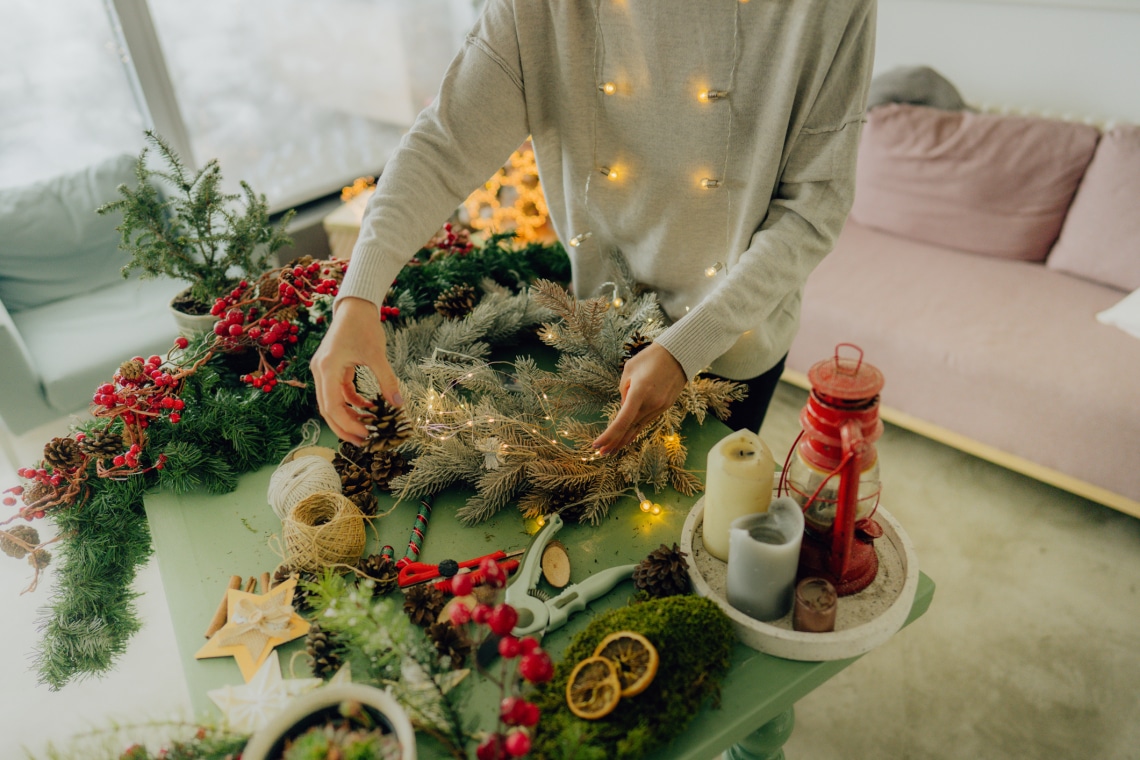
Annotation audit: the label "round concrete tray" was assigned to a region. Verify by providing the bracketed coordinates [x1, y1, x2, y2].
[680, 498, 919, 661]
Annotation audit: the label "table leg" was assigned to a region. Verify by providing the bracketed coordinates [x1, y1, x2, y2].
[723, 707, 795, 760]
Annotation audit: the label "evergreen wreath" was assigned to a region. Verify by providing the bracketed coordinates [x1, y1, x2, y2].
[388, 280, 745, 525]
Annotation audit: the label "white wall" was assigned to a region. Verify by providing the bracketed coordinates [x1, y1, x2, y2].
[875, 0, 1140, 124]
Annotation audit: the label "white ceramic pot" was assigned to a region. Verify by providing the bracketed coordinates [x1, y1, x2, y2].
[241, 683, 417, 760]
[170, 289, 219, 336]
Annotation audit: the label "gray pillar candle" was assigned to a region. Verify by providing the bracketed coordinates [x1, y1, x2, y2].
[726, 497, 805, 622]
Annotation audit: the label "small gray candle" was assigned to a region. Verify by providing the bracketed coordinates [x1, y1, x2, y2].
[726, 497, 805, 622]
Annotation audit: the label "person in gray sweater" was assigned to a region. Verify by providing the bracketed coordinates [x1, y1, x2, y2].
[313, 0, 876, 455]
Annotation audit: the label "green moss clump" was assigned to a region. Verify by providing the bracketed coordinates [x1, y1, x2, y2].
[530, 595, 736, 760]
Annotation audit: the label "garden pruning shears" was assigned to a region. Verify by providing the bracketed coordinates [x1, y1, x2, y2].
[397, 549, 524, 591]
[504, 513, 636, 637]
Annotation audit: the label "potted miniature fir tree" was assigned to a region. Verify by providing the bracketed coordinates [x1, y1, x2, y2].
[99, 129, 295, 334]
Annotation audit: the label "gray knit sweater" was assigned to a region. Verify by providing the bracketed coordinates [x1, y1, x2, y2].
[339, 0, 876, 381]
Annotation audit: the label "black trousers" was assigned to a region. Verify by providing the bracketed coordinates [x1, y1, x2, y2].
[708, 354, 787, 434]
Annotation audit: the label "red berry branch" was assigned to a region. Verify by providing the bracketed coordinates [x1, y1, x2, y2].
[207, 258, 348, 393]
[444, 557, 553, 759]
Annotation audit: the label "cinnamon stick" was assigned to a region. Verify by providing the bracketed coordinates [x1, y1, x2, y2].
[204, 575, 242, 639]
[259, 571, 271, 594]
[243, 576, 257, 593]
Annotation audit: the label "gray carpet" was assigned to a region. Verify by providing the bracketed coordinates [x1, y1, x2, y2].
[758, 382, 1140, 760]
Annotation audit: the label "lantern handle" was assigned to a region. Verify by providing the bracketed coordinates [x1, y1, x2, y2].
[833, 343, 864, 376]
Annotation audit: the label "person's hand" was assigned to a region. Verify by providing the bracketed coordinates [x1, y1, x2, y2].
[592, 343, 687, 456]
[310, 296, 403, 445]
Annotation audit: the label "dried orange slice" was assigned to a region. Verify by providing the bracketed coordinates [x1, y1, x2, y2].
[592, 630, 659, 697]
[565, 655, 622, 720]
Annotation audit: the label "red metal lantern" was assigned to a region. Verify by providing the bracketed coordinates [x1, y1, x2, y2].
[781, 344, 884, 595]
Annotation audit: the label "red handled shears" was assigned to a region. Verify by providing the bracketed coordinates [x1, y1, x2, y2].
[397, 549, 525, 591]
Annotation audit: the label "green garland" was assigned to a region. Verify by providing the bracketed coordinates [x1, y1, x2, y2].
[8, 236, 570, 690]
[529, 596, 736, 760]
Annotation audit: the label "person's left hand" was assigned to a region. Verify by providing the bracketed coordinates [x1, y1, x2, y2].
[592, 343, 687, 455]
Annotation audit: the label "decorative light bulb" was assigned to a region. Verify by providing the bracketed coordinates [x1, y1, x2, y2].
[600, 82, 616, 95]
[569, 231, 592, 248]
[700, 89, 728, 102]
[613, 296, 624, 308]
[599, 166, 618, 181]
[701, 178, 720, 189]
[650, 503, 662, 515]
[640, 499, 653, 513]
[705, 262, 724, 277]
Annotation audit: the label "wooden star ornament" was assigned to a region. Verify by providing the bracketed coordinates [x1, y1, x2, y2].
[195, 577, 310, 681]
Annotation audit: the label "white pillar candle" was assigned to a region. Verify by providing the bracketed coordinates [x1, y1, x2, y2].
[702, 429, 775, 561]
[726, 497, 805, 622]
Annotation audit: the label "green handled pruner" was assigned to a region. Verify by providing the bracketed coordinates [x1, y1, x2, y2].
[504, 513, 636, 637]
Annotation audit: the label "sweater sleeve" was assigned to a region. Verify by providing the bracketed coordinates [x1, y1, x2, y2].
[653, 2, 877, 380]
[336, 0, 530, 310]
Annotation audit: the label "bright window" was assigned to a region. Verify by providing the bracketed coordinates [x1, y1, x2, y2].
[0, 0, 145, 189]
[147, 0, 476, 210]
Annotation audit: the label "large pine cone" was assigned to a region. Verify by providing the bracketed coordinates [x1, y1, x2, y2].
[305, 621, 343, 680]
[78, 428, 124, 460]
[633, 543, 691, 598]
[370, 450, 409, 491]
[433, 283, 479, 319]
[21, 482, 52, 508]
[338, 460, 378, 516]
[43, 437, 83, 471]
[427, 621, 473, 669]
[359, 395, 412, 454]
[0, 525, 40, 559]
[403, 583, 447, 627]
[357, 554, 399, 596]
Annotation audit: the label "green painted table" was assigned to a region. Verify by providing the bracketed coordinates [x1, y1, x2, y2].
[145, 418, 934, 759]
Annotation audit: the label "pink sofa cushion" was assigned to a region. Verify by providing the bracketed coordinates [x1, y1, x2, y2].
[1046, 125, 1140, 292]
[850, 104, 1100, 262]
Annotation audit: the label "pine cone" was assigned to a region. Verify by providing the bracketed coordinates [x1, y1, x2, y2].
[433, 283, 479, 319]
[403, 583, 447, 627]
[43, 437, 84, 471]
[1, 525, 40, 559]
[370, 450, 409, 491]
[633, 543, 691, 598]
[119, 359, 146, 382]
[621, 331, 653, 366]
[427, 621, 473, 669]
[305, 620, 343, 680]
[335, 441, 373, 470]
[359, 395, 412, 454]
[272, 564, 317, 612]
[338, 460, 377, 515]
[78, 428, 124, 460]
[28, 548, 51, 571]
[22, 482, 51, 508]
[357, 554, 399, 596]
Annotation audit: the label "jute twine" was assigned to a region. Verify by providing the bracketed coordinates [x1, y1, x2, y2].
[281, 491, 366, 573]
[267, 454, 343, 521]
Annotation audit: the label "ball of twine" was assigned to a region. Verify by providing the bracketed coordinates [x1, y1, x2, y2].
[267, 455, 343, 521]
[281, 492, 366, 573]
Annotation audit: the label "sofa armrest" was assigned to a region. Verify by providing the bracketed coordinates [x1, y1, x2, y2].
[0, 296, 59, 435]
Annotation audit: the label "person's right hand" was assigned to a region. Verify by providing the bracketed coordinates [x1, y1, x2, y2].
[310, 296, 403, 445]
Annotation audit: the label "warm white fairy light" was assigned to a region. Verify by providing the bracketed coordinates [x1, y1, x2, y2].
[600, 82, 616, 95]
[600, 166, 618, 181]
[568, 231, 592, 248]
[705, 262, 724, 277]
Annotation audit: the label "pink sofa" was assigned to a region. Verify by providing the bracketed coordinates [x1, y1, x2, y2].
[787, 105, 1140, 518]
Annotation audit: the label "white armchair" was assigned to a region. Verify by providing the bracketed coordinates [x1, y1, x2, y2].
[0, 153, 183, 438]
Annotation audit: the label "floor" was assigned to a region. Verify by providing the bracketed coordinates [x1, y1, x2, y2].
[2, 383, 1139, 759]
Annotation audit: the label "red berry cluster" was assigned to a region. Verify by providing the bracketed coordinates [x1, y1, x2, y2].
[380, 305, 401, 322]
[92, 356, 185, 430]
[448, 556, 553, 759]
[429, 223, 475, 257]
